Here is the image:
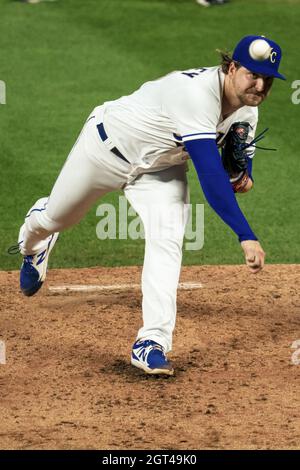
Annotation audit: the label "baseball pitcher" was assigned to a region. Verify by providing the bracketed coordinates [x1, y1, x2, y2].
[15, 35, 286, 375]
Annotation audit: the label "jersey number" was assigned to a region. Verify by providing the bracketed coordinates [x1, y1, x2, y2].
[181, 68, 207, 78]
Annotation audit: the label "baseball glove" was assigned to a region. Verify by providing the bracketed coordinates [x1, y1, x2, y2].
[221, 122, 252, 193]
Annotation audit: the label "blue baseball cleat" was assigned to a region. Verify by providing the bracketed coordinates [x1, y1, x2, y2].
[131, 339, 174, 376]
[20, 233, 59, 297]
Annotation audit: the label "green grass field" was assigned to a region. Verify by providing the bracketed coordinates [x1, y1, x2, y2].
[0, 0, 299, 270]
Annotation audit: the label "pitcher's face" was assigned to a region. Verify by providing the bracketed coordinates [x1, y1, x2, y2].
[230, 64, 274, 107]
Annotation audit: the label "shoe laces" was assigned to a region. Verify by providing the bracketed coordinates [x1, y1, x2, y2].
[137, 340, 165, 359]
[7, 242, 22, 255]
[24, 255, 34, 264]
[7, 242, 34, 267]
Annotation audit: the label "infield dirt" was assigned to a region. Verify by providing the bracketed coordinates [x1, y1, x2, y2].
[0, 265, 299, 450]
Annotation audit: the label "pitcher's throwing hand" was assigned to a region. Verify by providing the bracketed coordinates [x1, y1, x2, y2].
[241, 240, 266, 273]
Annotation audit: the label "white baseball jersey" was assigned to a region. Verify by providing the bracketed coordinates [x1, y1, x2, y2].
[94, 66, 258, 177]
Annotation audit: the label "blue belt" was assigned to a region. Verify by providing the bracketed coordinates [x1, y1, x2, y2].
[97, 122, 130, 164]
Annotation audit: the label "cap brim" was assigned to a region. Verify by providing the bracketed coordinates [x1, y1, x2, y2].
[261, 68, 286, 80]
[240, 61, 286, 80]
[273, 71, 286, 81]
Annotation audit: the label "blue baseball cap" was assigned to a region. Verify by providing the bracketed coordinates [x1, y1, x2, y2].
[232, 35, 286, 80]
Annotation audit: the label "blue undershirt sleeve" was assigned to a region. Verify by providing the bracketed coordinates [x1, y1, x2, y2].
[184, 138, 257, 242]
[247, 157, 253, 181]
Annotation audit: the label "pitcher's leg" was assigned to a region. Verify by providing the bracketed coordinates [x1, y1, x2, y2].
[140, 236, 183, 351]
[20, 118, 129, 256]
[18, 115, 129, 296]
[125, 165, 189, 353]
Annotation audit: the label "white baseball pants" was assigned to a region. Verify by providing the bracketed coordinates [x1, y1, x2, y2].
[19, 108, 190, 352]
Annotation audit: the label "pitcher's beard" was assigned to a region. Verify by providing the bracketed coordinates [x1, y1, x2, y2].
[238, 91, 265, 107]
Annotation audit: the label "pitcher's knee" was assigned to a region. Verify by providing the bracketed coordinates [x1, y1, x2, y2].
[24, 197, 48, 218]
[27, 208, 63, 234]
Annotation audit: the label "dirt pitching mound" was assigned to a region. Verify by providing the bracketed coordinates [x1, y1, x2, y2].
[0, 264, 299, 450]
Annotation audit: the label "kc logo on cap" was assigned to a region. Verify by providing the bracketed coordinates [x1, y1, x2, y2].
[270, 50, 277, 63]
